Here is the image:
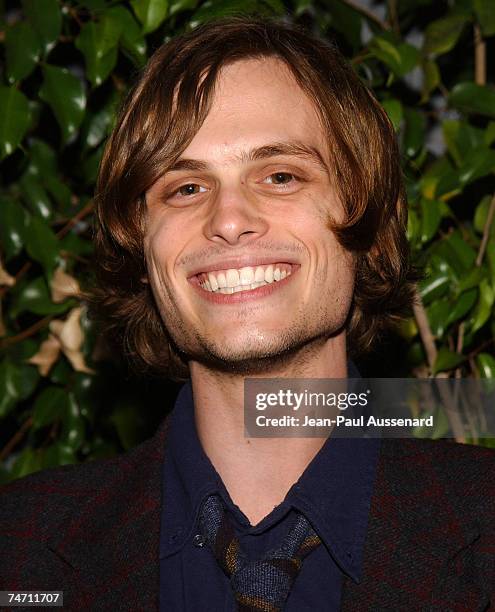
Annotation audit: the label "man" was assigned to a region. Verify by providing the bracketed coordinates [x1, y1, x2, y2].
[1, 17, 494, 612]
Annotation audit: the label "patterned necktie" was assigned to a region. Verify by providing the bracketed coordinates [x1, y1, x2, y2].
[198, 494, 322, 611]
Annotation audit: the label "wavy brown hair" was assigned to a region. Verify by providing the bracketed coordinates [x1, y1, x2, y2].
[92, 16, 420, 379]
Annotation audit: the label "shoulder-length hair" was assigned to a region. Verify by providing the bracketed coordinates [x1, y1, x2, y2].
[93, 16, 419, 379]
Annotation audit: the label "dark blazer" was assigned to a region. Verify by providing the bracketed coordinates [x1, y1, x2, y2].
[1, 418, 494, 611]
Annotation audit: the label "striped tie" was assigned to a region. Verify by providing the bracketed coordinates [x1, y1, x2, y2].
[198, 494, 322, 611]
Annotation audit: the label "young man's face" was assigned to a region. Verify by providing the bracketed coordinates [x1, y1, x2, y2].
[144, 57, 355, 372]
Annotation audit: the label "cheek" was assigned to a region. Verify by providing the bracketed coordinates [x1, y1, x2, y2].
[144, 227, 176, 288]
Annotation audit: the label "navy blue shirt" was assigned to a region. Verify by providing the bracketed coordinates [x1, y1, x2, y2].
[160, 366, 380, 611]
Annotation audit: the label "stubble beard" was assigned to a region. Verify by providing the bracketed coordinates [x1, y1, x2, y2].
[164, 300, 350, 376]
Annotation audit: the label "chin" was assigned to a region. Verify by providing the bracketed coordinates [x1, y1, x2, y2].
[183, 330, 327, 375]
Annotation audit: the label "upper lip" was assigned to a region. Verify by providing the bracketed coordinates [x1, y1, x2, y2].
[187, 257, 301, 278]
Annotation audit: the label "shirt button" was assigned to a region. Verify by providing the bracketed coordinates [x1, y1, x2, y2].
[193, 534, 206, 547]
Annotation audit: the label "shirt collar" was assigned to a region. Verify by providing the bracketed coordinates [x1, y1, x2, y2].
[160, 360, 380, 584]
[160, 381, 222, 558]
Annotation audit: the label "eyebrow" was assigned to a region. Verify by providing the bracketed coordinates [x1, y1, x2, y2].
[166, 141, 329, 175]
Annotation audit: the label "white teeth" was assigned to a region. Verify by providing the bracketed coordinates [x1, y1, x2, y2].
[239, 267, 254, 285]
[265, 265, 274, 283]
[208, 273, 219, 291]
[199, 263, 293, 293]
[254, 266, 265, 282]
[217, 272, 227, 288]
[226, 269, 240, 287]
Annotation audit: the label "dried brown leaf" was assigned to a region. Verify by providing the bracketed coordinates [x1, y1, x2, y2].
[27, 334, 61, 376]
[50, 266, 80, 303]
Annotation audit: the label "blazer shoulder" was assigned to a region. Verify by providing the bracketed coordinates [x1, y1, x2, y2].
[0, 417, 170, 542]
[378, 437, 495, 515]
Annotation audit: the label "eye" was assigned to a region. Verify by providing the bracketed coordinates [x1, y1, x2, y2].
[264, 172, 296, 185]
[175, 183, 207, 197]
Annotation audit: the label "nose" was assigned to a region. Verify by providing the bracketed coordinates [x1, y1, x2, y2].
[203, 185, 269, 246]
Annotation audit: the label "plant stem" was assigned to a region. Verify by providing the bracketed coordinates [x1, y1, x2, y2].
[475, 193, 495, 267]
[0, 417, 33, 464]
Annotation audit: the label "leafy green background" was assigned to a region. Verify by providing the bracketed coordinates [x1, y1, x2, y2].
[1, 0, 494, 483]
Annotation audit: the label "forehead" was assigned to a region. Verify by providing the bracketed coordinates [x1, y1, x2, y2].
[181, 57, 327, 161]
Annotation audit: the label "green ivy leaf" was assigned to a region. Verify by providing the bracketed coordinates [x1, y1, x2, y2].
[39, 65, 86, 144]
[407, 207, 420, 246]
[402, 108, 425, 158]
[107, 6, 147, 66]
[79, 144, 104, 186]
[381, 98, 403, 131]
[111, 402, 146, 450]
[370, 37, 421, 76]
[468, 278, 494, 333]
[0, 360, 39, 418]
[442, 119, 485, 166]
[169, 0, 198, 16]
[10, 448, 42, 480]
[423, 14, 467, 55]
[5, 21, 41, 83]
[473, 0, 495, 37]
[11, 276, 73, 317]
[0, 197, 29, 260]
[32, 385, 70, 430]
[420, 158, 461, 201]
[421, 59, 440, 102]
[42, 443, 77, 469]
[432, 347, 466, 374]
[22, 0, 62, 55]
[59, 393, 85, 450]
[418, 269, 452, 304]
[413, 404, 450, 439]
[80, 94, 118, 151]
[27, 139, 57, 176]
[75, 14, 122, 87]
[425, 298, 450, 338]
[419, 198, 442, 243]
[131, 0, 168, 34]
[457, 267, 486, 293]
[477, 352, 495, 378]
[436, 230, 477, 274]
[475, 195, 495, 235]
[326, 0, 362, 51]
[24, 216, 59, 274]
[0, 87, 31, 160]
[449, 83, 495, 119]
[487, 237, 495, 287]
[446, 288, 478, 325]
[458, 148, 495, 185]
[19, 174, 53, 220]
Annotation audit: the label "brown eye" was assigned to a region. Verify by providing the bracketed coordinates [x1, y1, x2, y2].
[178, 183, 203, 196]
[265, 172, 295, 185]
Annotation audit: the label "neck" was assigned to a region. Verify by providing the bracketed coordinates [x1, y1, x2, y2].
[189, 332, 348, 525]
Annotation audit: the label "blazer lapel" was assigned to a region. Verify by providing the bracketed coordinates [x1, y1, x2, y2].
[340, 439, 487, 611]
[47, 419, 170, 611]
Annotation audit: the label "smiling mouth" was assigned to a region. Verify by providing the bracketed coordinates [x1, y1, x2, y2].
[193, 263, 294, 294]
